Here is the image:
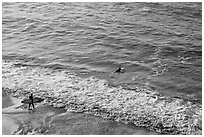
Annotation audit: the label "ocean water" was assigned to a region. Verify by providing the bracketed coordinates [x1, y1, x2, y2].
[2, 2, 202, 135]
[2, 2, 202, 101]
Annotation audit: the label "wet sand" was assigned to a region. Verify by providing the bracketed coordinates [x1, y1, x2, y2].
[2, 94, 158, 135]
[2, 115, 20, 135]
[2, 61, 202, 135]
[2, 90, 14, 109]
[2, 91, 19, 135]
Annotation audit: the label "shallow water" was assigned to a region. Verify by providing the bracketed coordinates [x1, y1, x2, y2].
[2, 61, 202, 134]
[2, 2, 202, 101]
[2, 93, 159, 135]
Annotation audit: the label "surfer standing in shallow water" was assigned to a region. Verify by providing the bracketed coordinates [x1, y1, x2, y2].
[28, 93, 35, 110]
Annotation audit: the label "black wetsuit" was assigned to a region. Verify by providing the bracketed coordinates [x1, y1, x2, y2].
[29, 94, 35, 110]
[115, 67, 122, 73]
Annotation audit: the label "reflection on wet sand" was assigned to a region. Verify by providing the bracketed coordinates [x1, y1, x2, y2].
[2, 95, 158, 135]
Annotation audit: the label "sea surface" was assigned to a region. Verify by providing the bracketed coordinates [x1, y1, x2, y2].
[2, 3, 202, 101]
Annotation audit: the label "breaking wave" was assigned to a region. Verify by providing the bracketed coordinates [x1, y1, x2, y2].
[2, 60, 202, 135]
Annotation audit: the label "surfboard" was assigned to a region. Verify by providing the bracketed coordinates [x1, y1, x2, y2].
[115, 67, 125, 73]
[21, 97, 44, 104]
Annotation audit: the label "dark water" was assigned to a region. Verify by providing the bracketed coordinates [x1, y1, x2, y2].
[2, 2, 202, 101]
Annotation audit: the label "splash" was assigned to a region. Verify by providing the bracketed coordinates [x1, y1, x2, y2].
[2, 60, 202, 135]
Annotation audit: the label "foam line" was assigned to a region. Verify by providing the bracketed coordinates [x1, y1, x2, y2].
[2, 60, 202, 135]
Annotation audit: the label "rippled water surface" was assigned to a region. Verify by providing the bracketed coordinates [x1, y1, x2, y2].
[2, 2, 202, 101]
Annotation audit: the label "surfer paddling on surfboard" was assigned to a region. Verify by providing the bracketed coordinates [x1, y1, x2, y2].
[28, 93, 35, 110]
[115, 67, 125, 73]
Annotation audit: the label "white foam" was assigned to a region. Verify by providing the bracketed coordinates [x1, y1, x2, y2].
[2, 60, 202, 135]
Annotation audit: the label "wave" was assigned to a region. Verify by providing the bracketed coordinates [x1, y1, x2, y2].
[2, 60, 202, 135]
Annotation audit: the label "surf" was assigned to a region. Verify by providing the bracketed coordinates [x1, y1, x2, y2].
[2, 60, 202, 135]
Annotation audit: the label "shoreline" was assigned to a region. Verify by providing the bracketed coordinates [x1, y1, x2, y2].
[2, 92, 21, 135]
[2, 94, 159, 135]
[2, 115, 20, 135]
[2, 60, 202, 135]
